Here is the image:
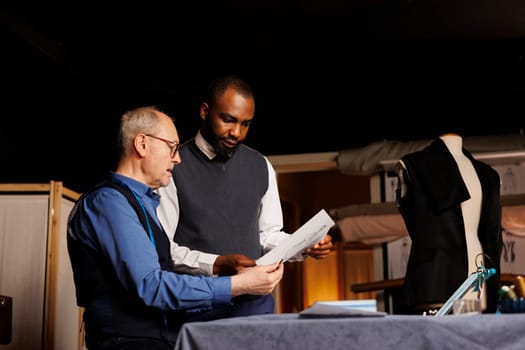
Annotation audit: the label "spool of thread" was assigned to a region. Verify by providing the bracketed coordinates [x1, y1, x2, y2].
[515, 275, 525, 298]
[500, 285, 518, 300]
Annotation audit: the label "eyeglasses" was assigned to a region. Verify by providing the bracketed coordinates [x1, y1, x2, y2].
[145, 134, 180, 157]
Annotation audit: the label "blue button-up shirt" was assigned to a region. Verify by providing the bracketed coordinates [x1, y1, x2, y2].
[68, 171, 231, 311]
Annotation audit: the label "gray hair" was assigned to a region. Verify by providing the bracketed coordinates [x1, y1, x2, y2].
[117, 106, 164, 158]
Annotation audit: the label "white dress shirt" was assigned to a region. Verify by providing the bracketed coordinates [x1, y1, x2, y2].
[157, 131, 302, 276]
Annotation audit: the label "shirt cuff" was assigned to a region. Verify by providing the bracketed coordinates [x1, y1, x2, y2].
[211, 276, 232, 304]
[200, 253, 219, 276]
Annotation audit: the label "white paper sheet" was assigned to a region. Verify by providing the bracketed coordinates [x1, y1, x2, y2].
[256, 209, 335, 265]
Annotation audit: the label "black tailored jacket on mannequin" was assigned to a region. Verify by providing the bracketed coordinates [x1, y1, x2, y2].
[396, 139, 502, 313]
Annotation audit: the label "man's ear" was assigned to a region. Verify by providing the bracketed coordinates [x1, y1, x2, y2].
[134, 134, 148, 157]
[200, 103, 209, 120]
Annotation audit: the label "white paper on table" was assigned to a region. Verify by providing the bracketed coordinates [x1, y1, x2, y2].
[256, 209, 335, 265]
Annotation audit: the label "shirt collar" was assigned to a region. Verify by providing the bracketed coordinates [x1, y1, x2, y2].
[109, 171, 161, 205]
[195, 130, 218, 160]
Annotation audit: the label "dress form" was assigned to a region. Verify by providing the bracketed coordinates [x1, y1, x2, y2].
[439, 134, 486, 308]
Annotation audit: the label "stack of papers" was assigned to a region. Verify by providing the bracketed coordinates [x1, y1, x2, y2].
[256, 209, 335, 265]
[299, 302, 387, 318]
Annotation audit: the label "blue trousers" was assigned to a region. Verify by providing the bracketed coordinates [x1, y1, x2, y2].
[90, 336, 174, 350]
[185, 294, 274, 322]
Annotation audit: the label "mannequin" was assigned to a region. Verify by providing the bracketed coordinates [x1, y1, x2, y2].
[395, 133, 502, 314]
[439, 134, 485, 306]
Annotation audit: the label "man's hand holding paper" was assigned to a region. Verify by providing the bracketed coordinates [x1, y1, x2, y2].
[304, 234, 333, 260]
[256, 209, 335, 265]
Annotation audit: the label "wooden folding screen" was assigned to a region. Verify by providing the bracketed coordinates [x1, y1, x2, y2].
[0, 182, 81, 350]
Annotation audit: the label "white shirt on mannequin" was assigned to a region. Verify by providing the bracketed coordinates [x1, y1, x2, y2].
[439, 134, 486, 307]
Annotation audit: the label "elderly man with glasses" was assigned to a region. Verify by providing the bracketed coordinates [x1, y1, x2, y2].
[67, 106, 283, 350]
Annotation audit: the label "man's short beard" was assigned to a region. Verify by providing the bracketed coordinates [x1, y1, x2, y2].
[202, 122, 236, 158]
[213, 139, 232, 158]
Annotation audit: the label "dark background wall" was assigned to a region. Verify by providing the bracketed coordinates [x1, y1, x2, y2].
[2, 1, 525, 192]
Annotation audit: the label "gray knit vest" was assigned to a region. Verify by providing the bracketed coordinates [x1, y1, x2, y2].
[173, 140, 269, 259]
